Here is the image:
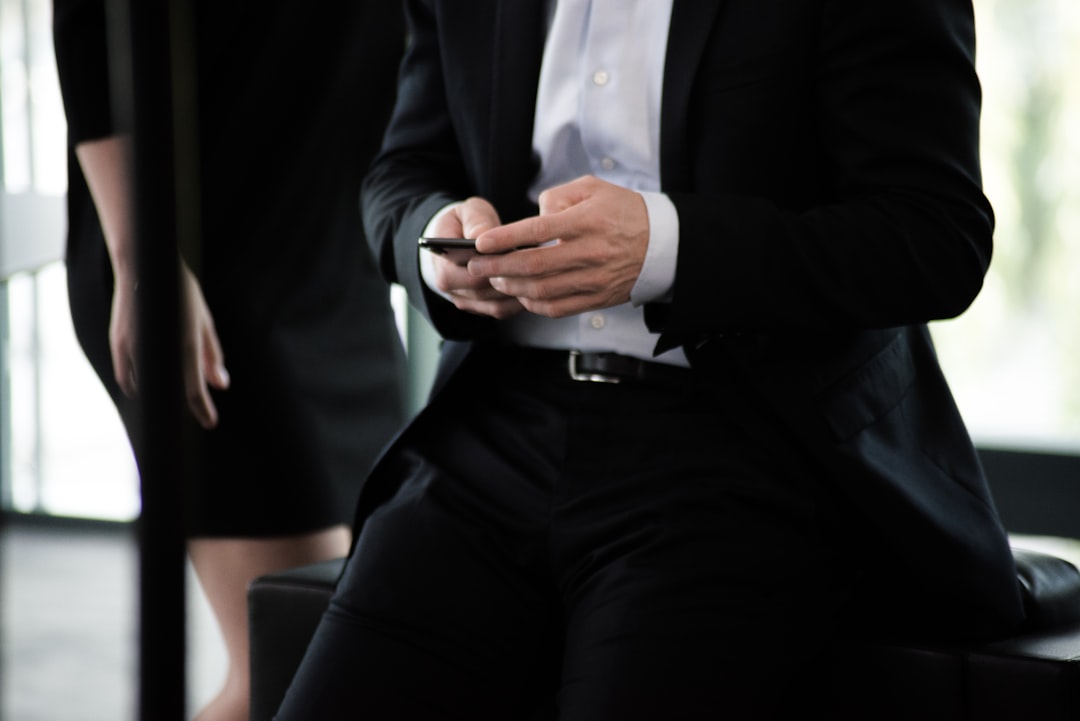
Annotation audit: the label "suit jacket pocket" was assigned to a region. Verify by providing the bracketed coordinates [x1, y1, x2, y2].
[819, 332, 916, 442]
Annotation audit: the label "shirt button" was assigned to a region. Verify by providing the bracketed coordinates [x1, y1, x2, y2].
[592, 70, 609, 86]
[590, 314, 606, 330]
[600, 157, 616, 171]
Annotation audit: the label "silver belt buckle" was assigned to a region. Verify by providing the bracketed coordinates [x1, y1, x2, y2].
[568, 350, 621, 384]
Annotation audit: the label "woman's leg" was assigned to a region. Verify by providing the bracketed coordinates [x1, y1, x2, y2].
[187, 526, 351, 721]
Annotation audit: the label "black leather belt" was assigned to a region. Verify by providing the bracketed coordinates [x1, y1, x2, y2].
[503, 347, 693, 386]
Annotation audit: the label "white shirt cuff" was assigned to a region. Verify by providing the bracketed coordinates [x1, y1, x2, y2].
[630, 191, 679, 305]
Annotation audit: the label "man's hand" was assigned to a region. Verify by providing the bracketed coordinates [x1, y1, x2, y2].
[427, 196, 524, 319]
[468, 176, 649, 317]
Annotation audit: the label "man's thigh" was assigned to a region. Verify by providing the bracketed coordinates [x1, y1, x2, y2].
[551, 380, 841, 720]
[275, 372, 566, 721]
[275, 481, 560, 720]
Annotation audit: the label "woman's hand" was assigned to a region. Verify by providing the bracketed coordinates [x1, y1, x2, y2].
[179, 263, 229, 429]
[109, 262, 230, 429]
[108, 268, 140, 398]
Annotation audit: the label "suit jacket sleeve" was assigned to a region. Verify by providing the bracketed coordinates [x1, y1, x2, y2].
[360, 0, 492, 340]
[653, 0, 993, 350]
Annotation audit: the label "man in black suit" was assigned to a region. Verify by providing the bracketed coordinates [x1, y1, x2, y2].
[276, 1, 1025, 718]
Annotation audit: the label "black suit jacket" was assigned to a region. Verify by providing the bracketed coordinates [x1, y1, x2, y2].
[361, 0, 1025, 638]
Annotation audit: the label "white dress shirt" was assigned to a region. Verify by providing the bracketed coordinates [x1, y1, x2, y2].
[423, 0, 685, 365]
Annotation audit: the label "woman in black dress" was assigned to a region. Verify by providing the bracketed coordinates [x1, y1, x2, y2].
[53, 2, 407, 719]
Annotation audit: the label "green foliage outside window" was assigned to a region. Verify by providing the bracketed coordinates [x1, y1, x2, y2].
[933, 0, 1080, 450]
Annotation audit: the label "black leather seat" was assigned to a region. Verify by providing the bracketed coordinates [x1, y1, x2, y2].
[248, 559, 346, 721]
[826, 546, 1080, 720]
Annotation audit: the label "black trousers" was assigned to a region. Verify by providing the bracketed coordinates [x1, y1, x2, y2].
[275, 345, 845, 720]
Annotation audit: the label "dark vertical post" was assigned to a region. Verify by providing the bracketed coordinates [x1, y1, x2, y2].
[107, 0, 199, 718]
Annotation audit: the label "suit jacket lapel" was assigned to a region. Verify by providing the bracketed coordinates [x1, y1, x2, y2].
[489, 0, 547, 220]
[661, 0, 726, 192]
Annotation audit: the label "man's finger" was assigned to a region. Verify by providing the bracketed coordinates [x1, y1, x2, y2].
[475, 209, 577, 255]
[450, 295, 524, 320]
[536, 176, 595, 215]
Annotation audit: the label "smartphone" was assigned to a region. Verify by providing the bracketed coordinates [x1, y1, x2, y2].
[418, 237, 477, 252]
[419, 237, 538, 265]
[418, 237, 478, 264]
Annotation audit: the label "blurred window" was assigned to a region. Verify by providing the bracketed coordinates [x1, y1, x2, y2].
[1, 0, 139, 521]
[932, 0, 1080, 452]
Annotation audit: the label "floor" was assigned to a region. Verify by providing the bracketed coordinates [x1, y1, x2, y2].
[0, 520, 225, 721]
